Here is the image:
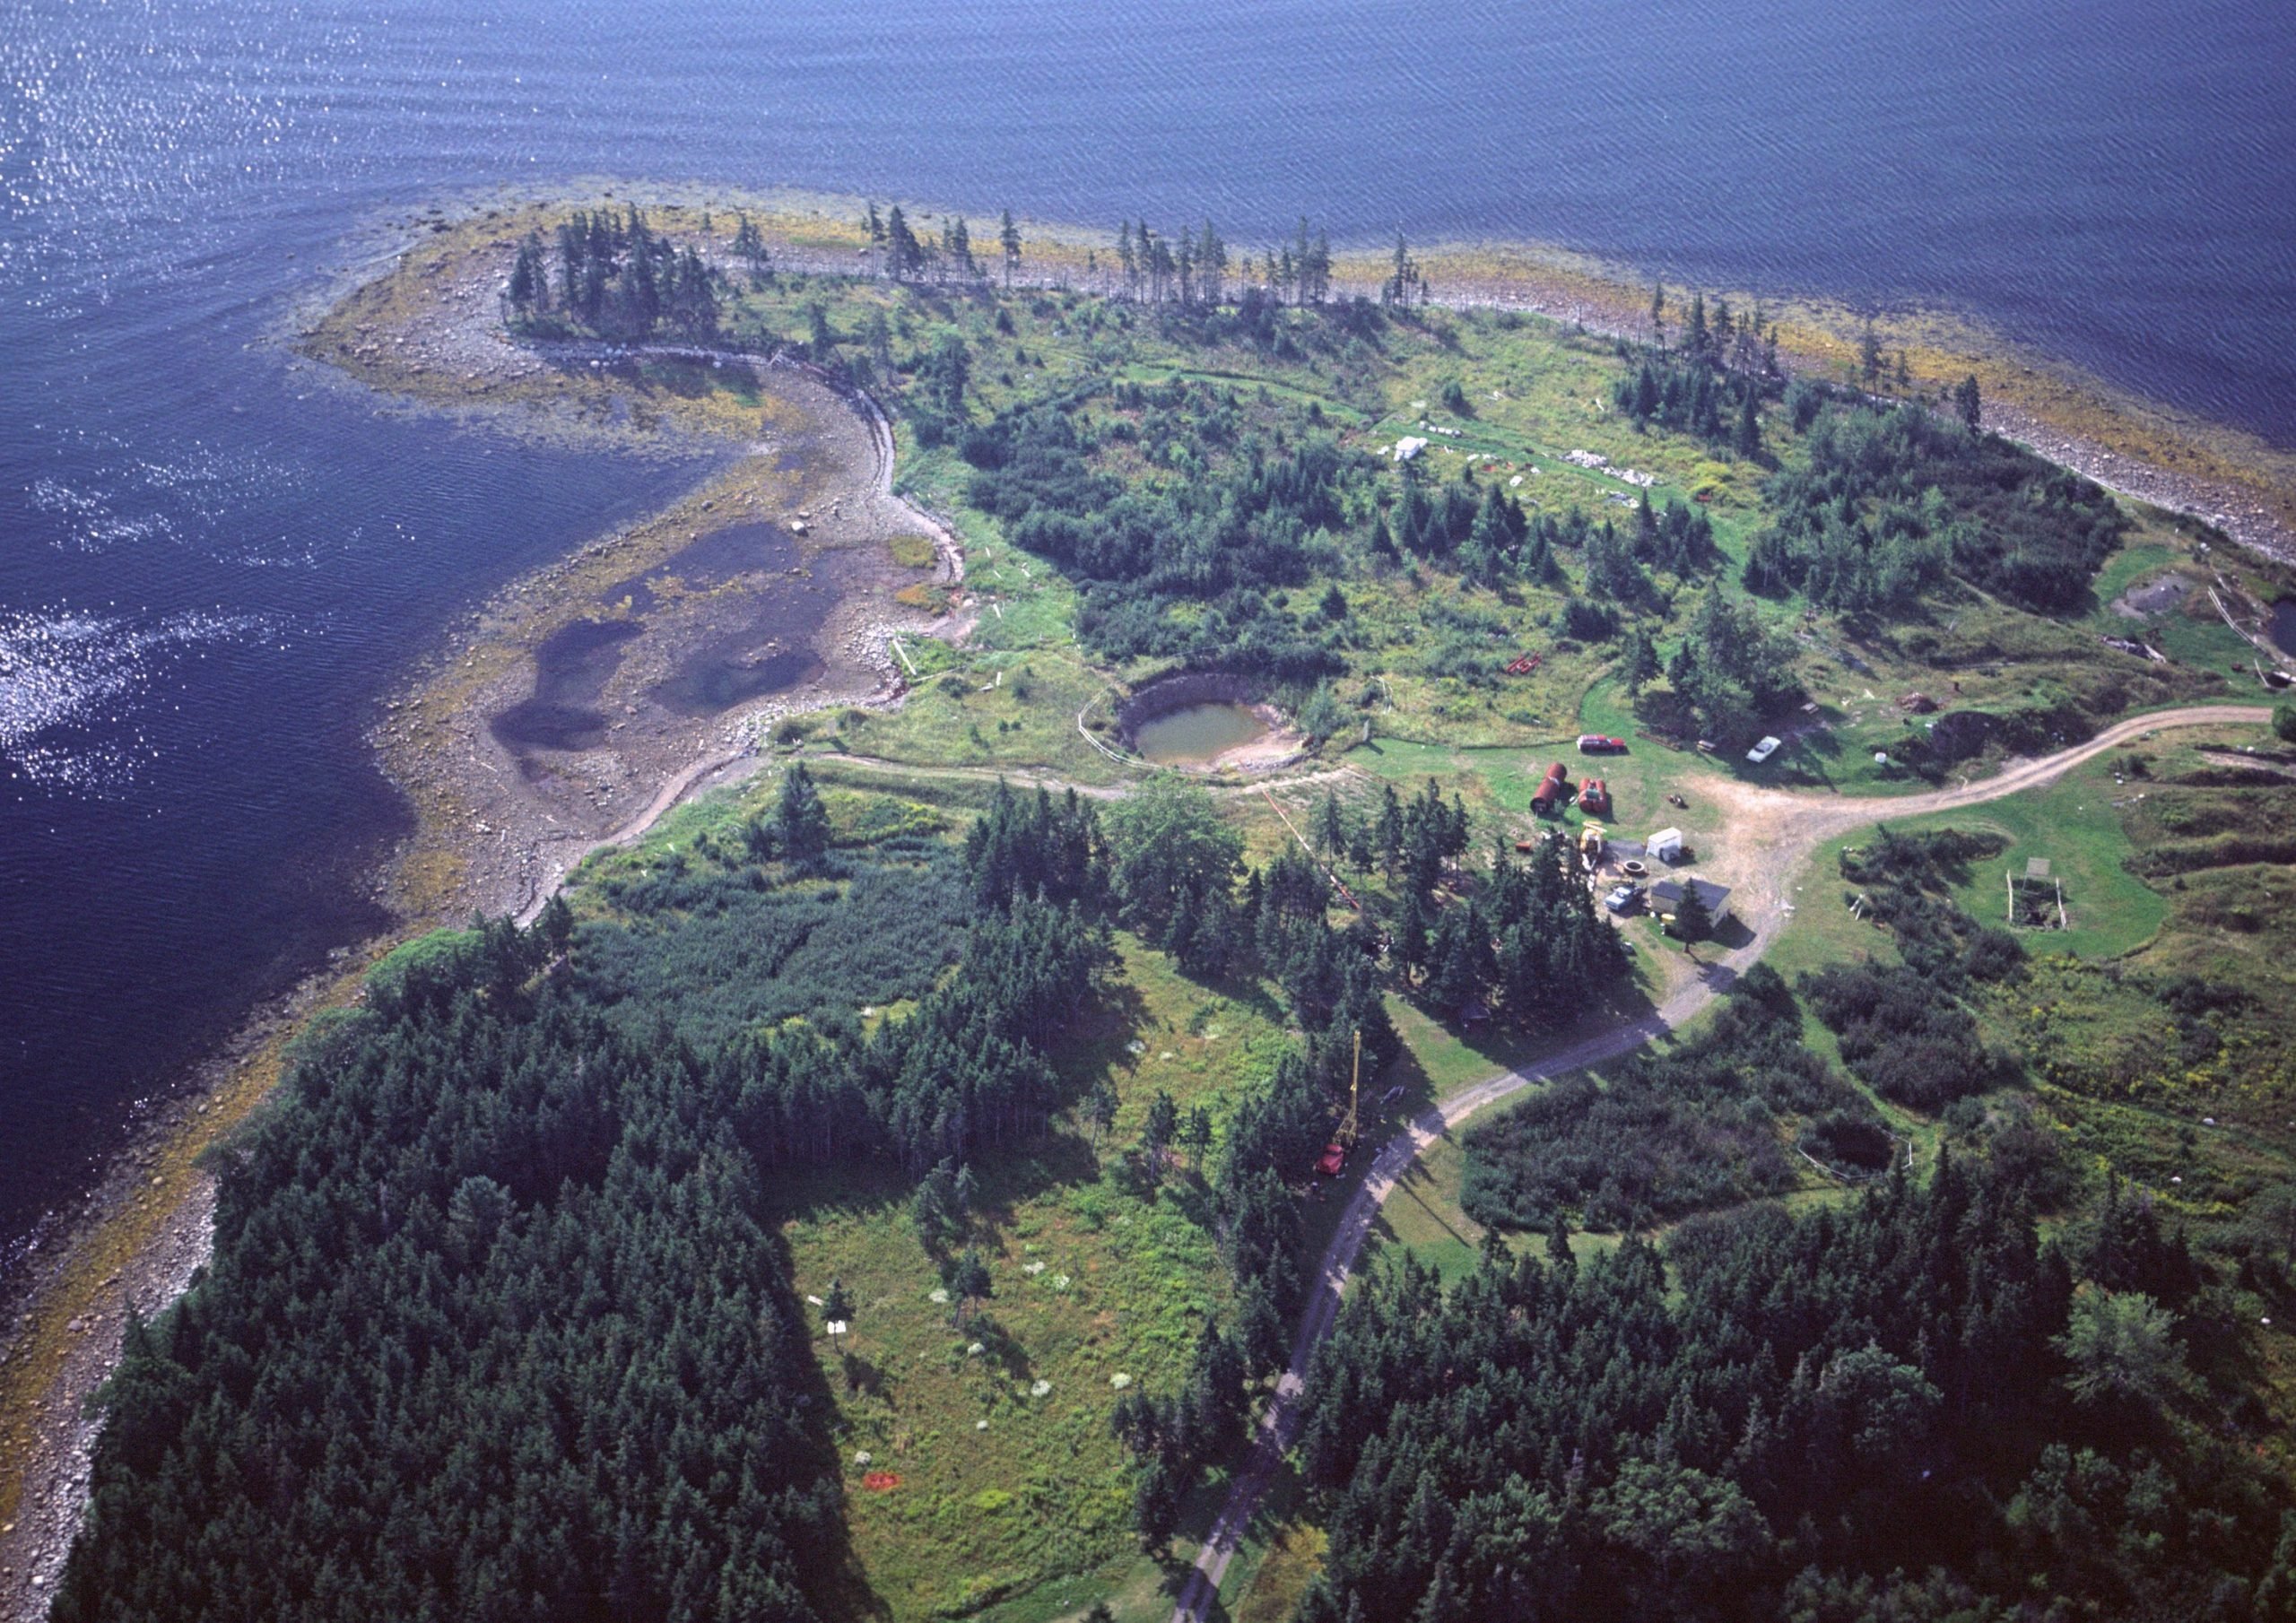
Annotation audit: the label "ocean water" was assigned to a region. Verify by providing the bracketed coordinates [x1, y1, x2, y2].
[1, 0, 2292, 1257]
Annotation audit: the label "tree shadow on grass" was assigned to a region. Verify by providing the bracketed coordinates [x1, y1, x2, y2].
[1387, 1159, 1478, 1254]
[967, 1313, 1038, 1388]
[760, 1221, 895, 1622]
[1415, 971, 1666, 1098]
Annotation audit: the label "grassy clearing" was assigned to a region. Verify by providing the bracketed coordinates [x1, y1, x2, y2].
[766, 933, 1292, 1621]
[291, 196, 2296, 1616]
[1877, 752, 2166, 958]
[837, 647, 1124, 785]
[1372, 1138, 1491, 1282]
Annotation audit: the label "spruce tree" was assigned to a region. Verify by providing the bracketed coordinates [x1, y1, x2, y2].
[998, 207, 1022, 286]
[776, 761, 831, 866]
[1954, 372, 1983, 431]
[1671, 880, 1713, 944]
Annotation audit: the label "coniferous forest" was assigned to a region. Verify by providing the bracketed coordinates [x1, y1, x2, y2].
[1295, 1156, 2296, 1622]
[49, 775, 1115, 1623]
[56, 200, 2296, 1623]
[50, 757, 1642, 1622]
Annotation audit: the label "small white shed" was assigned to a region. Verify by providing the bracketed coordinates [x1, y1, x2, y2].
[1648, 827, 1685, 863]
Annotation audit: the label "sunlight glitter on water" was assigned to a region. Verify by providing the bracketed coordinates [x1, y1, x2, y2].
[0, 606, 276, 793]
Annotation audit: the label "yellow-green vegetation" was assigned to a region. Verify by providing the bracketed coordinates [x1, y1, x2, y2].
[888, 532, 939, 569]
[320, 191, 2293, 832]
[40, 190, 2296, 1623]
[834, 648, 1122, 785]
[764, 946, 1292, 1617]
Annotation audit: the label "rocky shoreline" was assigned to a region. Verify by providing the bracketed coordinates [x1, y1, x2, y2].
[6, 190, 2292, 1614]
[0, 219, 976, 1616]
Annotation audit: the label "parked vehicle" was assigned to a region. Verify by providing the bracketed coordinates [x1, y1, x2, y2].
[1577, 734, 1628, 753]
[1605, 882, 1643, 913]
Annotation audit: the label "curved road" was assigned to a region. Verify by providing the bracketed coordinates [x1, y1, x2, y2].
[1170, 704, 2269, 1621]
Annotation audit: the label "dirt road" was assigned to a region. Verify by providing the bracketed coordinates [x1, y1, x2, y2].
[1169, 704, 2268, 1622]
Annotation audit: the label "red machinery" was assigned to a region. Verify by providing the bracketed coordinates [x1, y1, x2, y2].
[1504, 652, 1542, 675]
[1316, 1032, 1364, 1178]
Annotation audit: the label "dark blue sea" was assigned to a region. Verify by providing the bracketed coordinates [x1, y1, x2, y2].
[2, 0, 2292, 1258]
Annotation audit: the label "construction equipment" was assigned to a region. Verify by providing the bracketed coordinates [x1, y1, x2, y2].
[1579, 777, 1612, 817]
[1317, 1030, 1363, 1177]
[1578, 822, 1606, 863]
[1503, 652, 1543, 676]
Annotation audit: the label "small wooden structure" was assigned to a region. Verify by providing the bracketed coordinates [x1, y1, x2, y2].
[2007, 859, 2068, 929]
[1649, 876, 1734, 929]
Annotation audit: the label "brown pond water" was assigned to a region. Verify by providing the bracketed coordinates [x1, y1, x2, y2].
[1133, 701, 1268, 764]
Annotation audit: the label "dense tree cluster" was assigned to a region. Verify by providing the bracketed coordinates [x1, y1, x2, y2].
[56, 948, 842, 1623]
[1645, 587, 1804, 745]
[51, 790, 1132, 1623]
[1294, 1156, 2293, 1621]
[1803, 828, 2028, 1112]
[506, 206, 718, 343]
[1615, 350, 1770, 457]
[1461, 965, 1875, 1233]
[963, 779, 1109, 913]
[1744, 401, 2126, 614]
[963, 392, 1363, 675]
[1398, 829, 1631, 1022]
[718, 890, 1107, 1172]
[1614, 291, 1779, 456]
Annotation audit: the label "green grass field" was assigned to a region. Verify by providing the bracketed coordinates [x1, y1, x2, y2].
[445, 237, 2296, 1620]
[768, 933, 1296, 1621]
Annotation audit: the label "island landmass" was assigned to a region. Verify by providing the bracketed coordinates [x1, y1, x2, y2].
[7, 188, 2296, 1623]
